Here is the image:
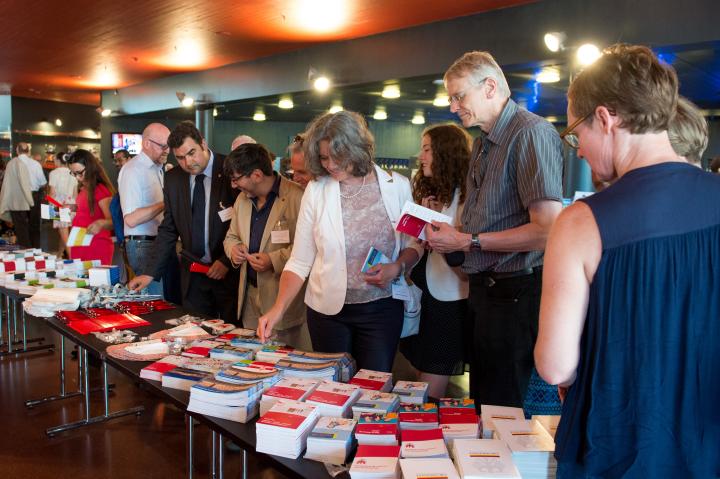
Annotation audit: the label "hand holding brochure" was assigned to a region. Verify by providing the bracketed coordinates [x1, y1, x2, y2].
[361, 247, 390, 273]
[396, 201, 452, 240]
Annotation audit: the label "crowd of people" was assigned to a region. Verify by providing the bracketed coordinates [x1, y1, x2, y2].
[0, 43, 717, 476]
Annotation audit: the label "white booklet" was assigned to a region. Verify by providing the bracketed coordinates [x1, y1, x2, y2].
[396, 201, 452, 240]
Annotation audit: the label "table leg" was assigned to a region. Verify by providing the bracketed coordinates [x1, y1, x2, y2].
[211, 431, 217, 478]
[45, 350, 143, 436]
[218, 433, 224, 479]
[242, 449, 247, 479]
[0, 296, 51, 357]
[186, 415, 194, 479]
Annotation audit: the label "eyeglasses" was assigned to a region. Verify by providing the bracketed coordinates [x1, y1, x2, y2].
[148, 138, 169, 151]
[560, 112, 593, 150]
[448, 77, 488, 104]
[70, 168, 86, 177]
[229, 174, 245, 183]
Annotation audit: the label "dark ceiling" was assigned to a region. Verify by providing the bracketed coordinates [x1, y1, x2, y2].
[121, 41, 720, 127]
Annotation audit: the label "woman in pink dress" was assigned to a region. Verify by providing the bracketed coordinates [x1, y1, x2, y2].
[66, 149, 115, 264]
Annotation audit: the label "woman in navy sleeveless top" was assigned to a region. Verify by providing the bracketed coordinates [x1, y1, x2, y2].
[535, 44, 720, 478]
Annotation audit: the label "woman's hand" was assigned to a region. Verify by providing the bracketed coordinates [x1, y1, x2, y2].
[86, 219, 106, 234]
[257, 307, 283, 342]
[363, 262, 401, 288]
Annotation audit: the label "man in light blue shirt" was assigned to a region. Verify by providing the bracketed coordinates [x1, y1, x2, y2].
[118, 123, 169, 296]
[16, 142, 47, 247]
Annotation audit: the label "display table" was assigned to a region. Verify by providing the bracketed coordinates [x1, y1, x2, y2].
[29, 303, 336, 479]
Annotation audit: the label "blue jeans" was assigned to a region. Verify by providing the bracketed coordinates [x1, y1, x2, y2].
[125, 239, 163, 296]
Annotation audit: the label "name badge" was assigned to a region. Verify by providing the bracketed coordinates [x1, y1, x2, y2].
[271, 230, 290, 244]
[391, 279, 411, 300]
[218, 206, 234, 222]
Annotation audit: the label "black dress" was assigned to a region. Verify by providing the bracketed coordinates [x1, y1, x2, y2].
[400, 251, 469, 376]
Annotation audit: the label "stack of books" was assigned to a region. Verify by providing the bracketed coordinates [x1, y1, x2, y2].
[349, 444, 401, 479]
[392, 381, 429, 405]
[399, 458, 460, 479]
[255, 400, 319, 459]
[182, 340, 223, 358]
[140, 355, 232, 380]
[255, 345, 295, 363]
[304, 416, 357, 465]
[493, 419, 556, 479]
[274, 358, 339, 382]
[286, 350, 357, 382]
[532, 415, 561, 439]
[229, 328, 280, 351]
[352, 390, 401, 418]
[259, 377, 320, 416]
[439, 398, 480, 449]
[479, 405, 525, 439]
[400, 428, 449, 459]
[304, 380, 362, 417]
[452, 439, 521, 479]
[216, 360, 280, 391]
[161, 368, 210, 391]
[398, 403, 439, 430]
[356, 412, 400, 446]
[350, 369, 393, 392]
[209, 344, 254, 361]
[187, 379, 262, 423]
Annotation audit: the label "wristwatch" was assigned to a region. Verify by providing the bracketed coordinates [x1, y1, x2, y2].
[470, 233, 482, 251]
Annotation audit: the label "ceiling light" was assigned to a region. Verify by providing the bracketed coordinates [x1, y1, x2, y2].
[294, 0, 348, 33]
[182, 96, 194, 107]
[544, 32, 566, 52]
[171, 38, 206, 67]
[213, 107, 218, 117]
[278, 97, 294, 109]
[253, 111, 266, 122]
[373, 107, 387, 121]
[411, 111, 425, 125]
[577, 43, 602, 66]
[100, 109, 112, 117]
[55, 118, 62, 127]
[314, 76, 331, 92]
[382, 85, 401, 99]
[329, 101, 343, 113]
[433, 94, 450, 107]
[535, 67, 560, 83]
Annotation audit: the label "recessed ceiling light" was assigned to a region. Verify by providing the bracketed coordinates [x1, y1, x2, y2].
[382, 85, 401, 99]
[181, 96, 194, 107]
[373, 107, 387, 120]
[55, 118, 63, 127]
[294, 0, 348, 33]
[278, 97, 294, 109]
[329, 102, 343, 113]
[535, 67, 560, 83]
[433, 94, 450, 107]
[411, 112, 425, 125]
[100, 109, 112, 117]
[253, 111, 266, 122]
[314, 76, 331, 92]
[544, 32, 566, 52]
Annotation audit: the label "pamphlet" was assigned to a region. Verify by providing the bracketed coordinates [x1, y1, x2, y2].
[396, 201, 452, 240]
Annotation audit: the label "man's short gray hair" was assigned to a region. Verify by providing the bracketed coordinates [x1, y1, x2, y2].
[444, 51, 511, 97]
[231, 134, 256, 151]
[304, 111, 374, 178]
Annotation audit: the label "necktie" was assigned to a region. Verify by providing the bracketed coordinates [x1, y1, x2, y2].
[191, 174, 206, 258]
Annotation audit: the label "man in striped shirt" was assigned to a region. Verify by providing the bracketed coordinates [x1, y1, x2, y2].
[426, 51, 564, 409]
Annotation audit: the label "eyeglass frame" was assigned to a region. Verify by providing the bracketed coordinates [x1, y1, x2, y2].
[147, 138, 169, 151]
[560, 111, 594, 150]
[448, 77, 489, 105]
[70, 168, 86, 177]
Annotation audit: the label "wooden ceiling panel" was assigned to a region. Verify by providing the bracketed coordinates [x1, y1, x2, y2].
[1, 0, 534, 105]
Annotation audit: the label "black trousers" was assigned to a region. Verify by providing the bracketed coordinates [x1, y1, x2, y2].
[184, 271, 239, 324]
[307, 296, 403, 373]
[10, 210, 31, 247]
[467, 268, 543, 408]
[29, 191, 42, 248]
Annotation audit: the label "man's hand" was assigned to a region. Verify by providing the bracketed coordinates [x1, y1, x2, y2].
[206, 260, 229, 280]
[257, 308, 282, 343]
[363, 262, 401, 288]
[247, 252, 273, 273]
[128, 274, 153, 292]
[231, 244, 248, 265]
[425, 221, 468, 254]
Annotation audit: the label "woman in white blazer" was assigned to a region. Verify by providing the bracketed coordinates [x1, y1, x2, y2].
[400, 124, 471, 398]
[258, 111, 421, 372]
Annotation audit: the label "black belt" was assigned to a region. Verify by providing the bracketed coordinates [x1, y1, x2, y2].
[474, 267, 540, 287]
[125, 235, 156, 241]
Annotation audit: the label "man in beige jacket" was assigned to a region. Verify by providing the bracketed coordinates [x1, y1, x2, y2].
[223, 143, 310, 350]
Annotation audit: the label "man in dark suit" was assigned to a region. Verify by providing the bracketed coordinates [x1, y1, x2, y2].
[129, 121, 239, 322]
